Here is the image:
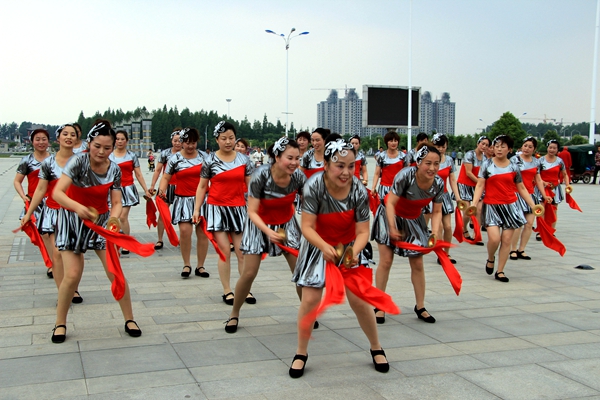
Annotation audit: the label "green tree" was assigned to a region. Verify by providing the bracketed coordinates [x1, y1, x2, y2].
[570, 135, 588, 145]
[488, 111, 527, 145]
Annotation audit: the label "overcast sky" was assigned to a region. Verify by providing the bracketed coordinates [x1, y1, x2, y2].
[0, 0, 598, 135]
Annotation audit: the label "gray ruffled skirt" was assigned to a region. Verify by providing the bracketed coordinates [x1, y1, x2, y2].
[483, 201, 527, 229]
[55, 209, 109, 253]
[37, 205, 58, 235]
[204, 204, 247, 233]
[121, 184, 140, 207]
[240, 216, 301, 256]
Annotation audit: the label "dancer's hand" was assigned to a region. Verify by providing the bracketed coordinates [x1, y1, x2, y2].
[267, 229, 283, 244]
[321, 244, 339, 263]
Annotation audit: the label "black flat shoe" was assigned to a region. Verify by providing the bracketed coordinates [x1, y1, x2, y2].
[181, 266, 191, 278]
[124, 320, 142, 337]
[51, 325, 66, 343]
[495, 271, 509, 283]
[289, 354, 308, 378]
[195, 267, 210, 278]
[485, 259, 495, 275]
[374, 308, 385, 324]
[154, 241, 164, 250]
[437, 257, 457, 265]
[475, 241, 485, 246]
[414, 306, 436, 323]
[313, 320, 319, 329]
[71, 291, 83, 304]
[516, 250, 531, 260]
[370, 348, 390, 373]
[222, 292, 234, 305]
[535, 233, 542, 241]
[224, 317, 239, 333]
[47, 268, 53, 279]
[121, 249, 130, 255]
[245, 292, 256, 304]
[509, 251, 518, 260]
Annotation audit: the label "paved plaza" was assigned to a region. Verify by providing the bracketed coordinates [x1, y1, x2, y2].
[0, 156, 599, 399]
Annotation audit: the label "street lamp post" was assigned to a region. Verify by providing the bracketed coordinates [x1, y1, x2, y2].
[265, 28, 309, 137]
[226, 99, 232, 119]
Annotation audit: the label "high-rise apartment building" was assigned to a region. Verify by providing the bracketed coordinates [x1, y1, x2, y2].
[317, 89, 386, 136]
[419, 91, 456, 136]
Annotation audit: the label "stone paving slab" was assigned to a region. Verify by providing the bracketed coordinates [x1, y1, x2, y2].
[1, 158, 600, 399]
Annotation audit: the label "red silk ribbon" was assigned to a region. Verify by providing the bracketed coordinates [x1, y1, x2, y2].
[81, 220, 155, 300]
[274, 242, 299, 258]
[393, 240, 462, 295]
[565, 193, 582, 212]
[145, 197, 158, 229]
[453, 208, 482, 245]
[366, 189, 380, 216]
[196, 216, 226, 261]
[155, 196, 179, 246]
[533, 217, 566, 256]
[12, 221, 52, 268]
[300, 263, 399, 338]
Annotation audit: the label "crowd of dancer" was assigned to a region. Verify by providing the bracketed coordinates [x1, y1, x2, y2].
[14, 121, 578, 378]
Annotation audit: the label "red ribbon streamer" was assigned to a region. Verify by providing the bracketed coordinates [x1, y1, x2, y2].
[543, 187, 558, 226]
[12, 221, 52, 268]
[300, 263, 399, 338]
[533, 217, 566, 256]
[565, 193, 582, 212]
[81, 220, 155, 300]
[196, 216, 226, 261]
[453, 208, 482, 245]
[145, 198, 158, 229]
[366, 189, 380, 217]
[393, 240, 462, 296]
[155, 196, 180, 246]
[274, 243, 299, 258]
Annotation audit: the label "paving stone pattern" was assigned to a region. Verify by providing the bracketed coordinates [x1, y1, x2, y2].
[1, 157, 599, 399]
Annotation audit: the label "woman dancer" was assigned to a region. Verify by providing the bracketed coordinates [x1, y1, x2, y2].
[225, 137, 305, 333]
[509, 137, 551, 260]
[159, 128, 209, 278]
[72, 123, 87, 154]
[300, 128, 330, 179]
[235, 138, 250, 155]
[456, 136, 490, 243]
[109, 130, 152, 254]
[51, 120, 141, 342]
[350, 135, 368, 185]
[431, 133, 461, 264]
[471, 135, 539, 283]
[382, 144, 444, 323]
[370, 130, 405, 323]
[290, 135, 389, 378]
[22, 125, 82, 302]
[296, 131, 310, 159]
[539, 139, 570, 230]
[193, 121, 254, 305]
[14, 128, 52, 277]
[149, 129, 182, 249]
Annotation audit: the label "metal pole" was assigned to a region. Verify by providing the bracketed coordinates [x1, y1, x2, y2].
[407, 0, 413, 150]
[590, 0, 600, 144]
[286, 46, 289, 137]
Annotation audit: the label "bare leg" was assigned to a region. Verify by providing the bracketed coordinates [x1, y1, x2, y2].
[510, 226, 523, 252]
[375, 244, 394, 319]
[178, 222, 193, 266]
[409, 256, 430, 317]
[156, 215, 164, 243]
[195, 225, 208, 268]
[496, 228, 515, 274]
[54, 251, 84, 335]
[346, 290, 385, 363]
[283, 252, 302, 300]
[517, 213, 534, 254]
[41, 233, 54, 277]
[441, 214, 452, 255]
[119, 206, 131, 236]
[486, 225, 501, 270]
[95, 249, 135, 323]
[214, 231, 233, 294]
[229, 254, 261, 321]
[231, 233, 244, 276]
[293, 286, 323, 368]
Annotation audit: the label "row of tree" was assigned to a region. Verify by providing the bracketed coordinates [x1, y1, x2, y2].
[2, 109, 596, 154]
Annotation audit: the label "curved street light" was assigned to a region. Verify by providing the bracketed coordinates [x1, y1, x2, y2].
[266, 28, 309, 137]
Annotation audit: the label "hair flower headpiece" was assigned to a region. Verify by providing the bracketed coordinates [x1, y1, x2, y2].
[213, 121, 226, 138]
[324, 139, 353, 162]
[272, 137, 289, 156]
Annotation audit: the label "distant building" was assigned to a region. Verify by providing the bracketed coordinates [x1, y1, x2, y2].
[316, 89, 386, 137]
[420, 91, 456, 136]
[115, 115, 154, 157]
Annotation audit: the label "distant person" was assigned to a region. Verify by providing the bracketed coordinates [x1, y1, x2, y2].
[592, 144, 600, 184]
[375, 146, 384, 161]
[451, 150, 457, 164]
[295, 131, 311, 158]
[405, 133, 429, 167]
[300, 128, 330, 179]
[456, 150, 464, 165]
[251, 147, 266, 166]
[557, 146, 572, 183]
[235, 138, 250, 155]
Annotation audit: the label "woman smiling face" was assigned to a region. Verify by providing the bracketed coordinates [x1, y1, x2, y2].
[324, 151, 355, 190]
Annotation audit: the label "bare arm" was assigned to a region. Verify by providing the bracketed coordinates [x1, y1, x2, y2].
[192, 177, 209, 221]
[52, 175, 96, 220]
[448, 171, 461, 202]
[517, 182, 536, 210]
[534, 174, 552, 203]
[109, 189, 122, 219]
[157, 173, 172, 197]
[361, 164, 368, 183]
[371, 165, 381, 193]
[13, 173, 28, 202]
[464, 163, 477, 184]
[385, 191, 402, 241]
[21, 180, 48, 224]
[133, 166, 151, 198]
[430, 202, 443, 237]
[149, 162, 165, 191]
[471, 177, 486, 208]
[247, 196, 283, 244]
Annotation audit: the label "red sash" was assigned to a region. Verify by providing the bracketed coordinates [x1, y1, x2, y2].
[533, 217, 566, 256]
[438, 166, 451, 193]
[453, 208, 483, 245]
[207, 165, 246, 206]
[520, 167, 537, 194]
[26, 170, 40, 198]
[316, 210, 356, 245]
[66, 183, 113, 214]
[540, 165, 560, 187]
[118, 160, 135, 186]
[45, 180, 60, 209]
[155, 196, 179, 246]
[174, 164, 201, 197]
[257, 192, 296, 225]
[380, 161, 404, 187]
[483, 172, 517, 205]
[366, 188, 380, 217]
[304, 167, 324, 179]
[457, 165, 480, 187]
[145, 197, 157, 228]
[386, 194, 431, 220]
[196, 216, 226, 261]
[13, 220, 52, 268]
[353, 158, 365, 179]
